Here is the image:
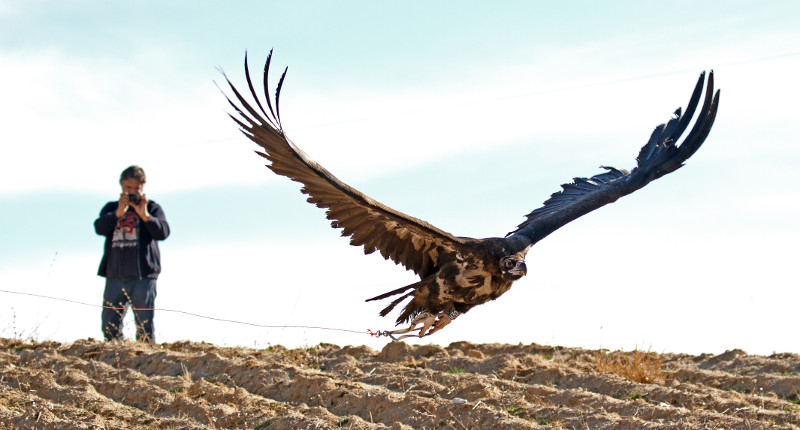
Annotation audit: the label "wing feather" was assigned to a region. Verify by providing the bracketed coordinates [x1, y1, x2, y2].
[243, 52, 270, 119]
[509, 71, 720, 243]
[221, 52, 470, 276]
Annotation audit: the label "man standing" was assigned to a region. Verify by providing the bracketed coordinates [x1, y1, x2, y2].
[94, 165, 170, 343]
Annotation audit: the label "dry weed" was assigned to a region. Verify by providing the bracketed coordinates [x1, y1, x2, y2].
[594, 349, 666, 384]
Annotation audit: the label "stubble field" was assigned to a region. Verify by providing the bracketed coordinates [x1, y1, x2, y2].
[1, 337, 799, 429]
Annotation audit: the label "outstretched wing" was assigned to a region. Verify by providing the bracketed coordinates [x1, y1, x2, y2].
[508, 71, 720, 244]
[220, 51, 470, 277]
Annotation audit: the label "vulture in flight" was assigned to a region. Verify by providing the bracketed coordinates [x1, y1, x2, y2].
[221, 51, 719, 339]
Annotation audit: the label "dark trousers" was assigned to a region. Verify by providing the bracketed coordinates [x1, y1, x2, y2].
[102, 278, 157, 343]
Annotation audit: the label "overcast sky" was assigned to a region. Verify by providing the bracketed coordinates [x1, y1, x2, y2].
[1, 1, 798, 354]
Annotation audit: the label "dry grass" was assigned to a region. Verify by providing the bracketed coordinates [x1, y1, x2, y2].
[594, 349, 666, 384]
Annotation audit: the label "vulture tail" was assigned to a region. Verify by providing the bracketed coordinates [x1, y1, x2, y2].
[366, 276, 431, 302]
[378, 292, 415, 317]
[366, 277, 431, 319]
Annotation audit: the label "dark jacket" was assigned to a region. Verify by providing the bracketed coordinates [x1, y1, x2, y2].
[94, 200, 170, 279]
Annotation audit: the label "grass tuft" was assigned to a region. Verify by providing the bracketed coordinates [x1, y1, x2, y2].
[506, 405, 528, 418]
[595, 349, 665, 384]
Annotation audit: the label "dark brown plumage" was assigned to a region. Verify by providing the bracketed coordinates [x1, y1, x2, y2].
[220, 51, 720, 339]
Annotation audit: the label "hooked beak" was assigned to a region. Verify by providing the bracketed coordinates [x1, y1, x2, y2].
[508, 261, 527, 276]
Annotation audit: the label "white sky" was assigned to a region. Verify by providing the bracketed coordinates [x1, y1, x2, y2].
[1, 1, 799, 355]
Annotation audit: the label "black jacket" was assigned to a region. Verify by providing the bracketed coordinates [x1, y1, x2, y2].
[94, 200, 170, 279]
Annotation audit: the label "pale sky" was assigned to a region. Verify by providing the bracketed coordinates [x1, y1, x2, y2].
[1, 1, 799, 354]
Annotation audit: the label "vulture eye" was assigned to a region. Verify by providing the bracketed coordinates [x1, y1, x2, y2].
[504, 259, 515, 269]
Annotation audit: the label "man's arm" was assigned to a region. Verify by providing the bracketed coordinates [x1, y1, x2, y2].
[94, 202, 119, 236]
[140, 200, 170, 240]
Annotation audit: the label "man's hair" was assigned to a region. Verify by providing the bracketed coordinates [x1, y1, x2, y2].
[120, 165, 146, 184]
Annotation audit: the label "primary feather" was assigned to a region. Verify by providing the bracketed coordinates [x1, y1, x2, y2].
[220, 51, 720, 338]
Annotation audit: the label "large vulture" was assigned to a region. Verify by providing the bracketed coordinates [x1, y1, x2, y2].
[221, 51, 719, 339]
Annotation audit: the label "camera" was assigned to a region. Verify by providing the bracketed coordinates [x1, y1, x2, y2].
[127, 193, 141, 204]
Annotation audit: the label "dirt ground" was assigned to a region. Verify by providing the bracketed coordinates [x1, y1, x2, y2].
[1, 337, 799, 429]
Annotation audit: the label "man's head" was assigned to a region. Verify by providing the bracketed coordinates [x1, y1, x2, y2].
[120, 165, 146, 195]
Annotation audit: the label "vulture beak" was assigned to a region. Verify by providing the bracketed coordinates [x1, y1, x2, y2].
[508, 261, 527, 276]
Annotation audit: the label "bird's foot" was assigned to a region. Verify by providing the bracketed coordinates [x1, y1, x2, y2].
[374, 311, 454, 341]
[419, 311, 454, 336]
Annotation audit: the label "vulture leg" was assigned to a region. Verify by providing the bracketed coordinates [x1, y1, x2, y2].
[426, 312, 454, 335]
[382, 311, 455, 340]
[412, 312, 438, 336]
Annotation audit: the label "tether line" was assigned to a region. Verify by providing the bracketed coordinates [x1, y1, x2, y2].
[0, 288, 367, 335]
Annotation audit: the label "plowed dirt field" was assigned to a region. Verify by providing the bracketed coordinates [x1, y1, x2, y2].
[1, 338, 799, 429]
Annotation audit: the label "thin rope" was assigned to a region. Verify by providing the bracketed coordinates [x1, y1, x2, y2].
[0, 288, 368, 336]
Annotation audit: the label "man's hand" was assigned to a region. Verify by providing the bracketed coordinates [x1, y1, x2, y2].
[131, 194, 150, 222]
[115, 193, 130, 217]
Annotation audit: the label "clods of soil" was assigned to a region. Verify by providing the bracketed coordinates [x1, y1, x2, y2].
[1, 338, 799, 429]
